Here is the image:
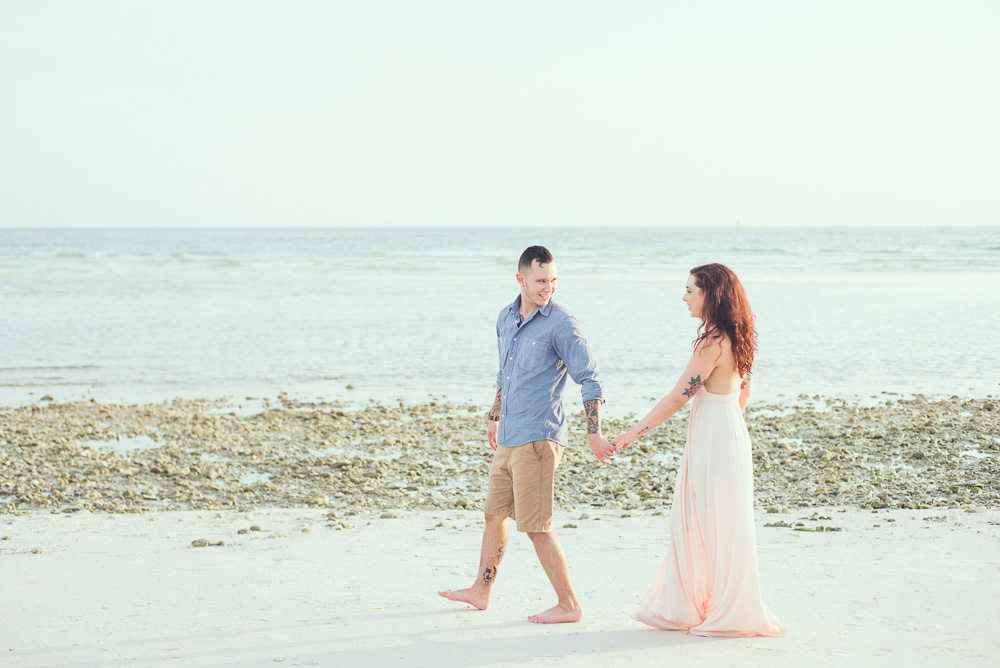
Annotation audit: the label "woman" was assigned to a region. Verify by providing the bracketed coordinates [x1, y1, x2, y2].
[612, 263, 786, 637]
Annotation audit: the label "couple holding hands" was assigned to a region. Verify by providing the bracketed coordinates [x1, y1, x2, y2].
[439, 245, 786, 638]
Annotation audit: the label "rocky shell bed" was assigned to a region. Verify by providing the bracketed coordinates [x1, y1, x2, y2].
[1, 396, 997, 516]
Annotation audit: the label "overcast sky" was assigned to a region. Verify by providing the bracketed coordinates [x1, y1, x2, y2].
[2, 1, 998, 228]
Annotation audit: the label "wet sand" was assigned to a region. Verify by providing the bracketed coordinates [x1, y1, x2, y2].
[2, 505, 998, 667]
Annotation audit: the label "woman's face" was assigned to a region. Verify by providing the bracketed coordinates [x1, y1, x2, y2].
[682, 274, 704, 319]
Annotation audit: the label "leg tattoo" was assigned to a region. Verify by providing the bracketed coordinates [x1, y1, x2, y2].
[481, 538, 506, 587]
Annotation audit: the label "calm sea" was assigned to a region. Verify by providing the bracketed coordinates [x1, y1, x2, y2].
[1, 227, 998, 415]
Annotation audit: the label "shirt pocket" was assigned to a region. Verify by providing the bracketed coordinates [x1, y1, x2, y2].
[518, 336, 554, 372]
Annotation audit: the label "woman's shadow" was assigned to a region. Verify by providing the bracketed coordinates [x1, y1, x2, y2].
[314, 609, 712, 667]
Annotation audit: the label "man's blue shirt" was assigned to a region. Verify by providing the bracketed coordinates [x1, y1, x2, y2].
[495, 296, 604, 447]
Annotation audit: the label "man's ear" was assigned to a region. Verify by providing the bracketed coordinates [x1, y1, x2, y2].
[515, 273, 525, 287]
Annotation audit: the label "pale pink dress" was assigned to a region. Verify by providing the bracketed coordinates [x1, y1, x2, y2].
[633, 389, 787, 637]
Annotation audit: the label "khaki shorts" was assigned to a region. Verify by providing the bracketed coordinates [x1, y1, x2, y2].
[484, 440, 565, 533]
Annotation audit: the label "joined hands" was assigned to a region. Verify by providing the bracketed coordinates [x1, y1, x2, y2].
[610, 429, 640, 454]
[591, 427, 646, 464]
[487, 420, 642, 464]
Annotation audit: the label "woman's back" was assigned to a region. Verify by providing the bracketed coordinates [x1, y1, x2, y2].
[698, 335, 743, 395]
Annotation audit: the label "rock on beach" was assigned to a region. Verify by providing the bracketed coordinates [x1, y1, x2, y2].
[0, 395, 996, 516]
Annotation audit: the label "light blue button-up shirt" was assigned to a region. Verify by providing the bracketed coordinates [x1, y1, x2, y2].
[495, 296, 604, 448]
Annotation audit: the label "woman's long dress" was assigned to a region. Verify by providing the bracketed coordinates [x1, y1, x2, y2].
[633, 389, 787, 637]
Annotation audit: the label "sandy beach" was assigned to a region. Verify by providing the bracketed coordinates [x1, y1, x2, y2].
[2, 505, 998, 667]
[5, 2, 1000, 663]
[2, 396, 998, 666]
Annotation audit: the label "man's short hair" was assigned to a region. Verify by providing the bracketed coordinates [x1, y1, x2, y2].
[518, 245, 553, 274]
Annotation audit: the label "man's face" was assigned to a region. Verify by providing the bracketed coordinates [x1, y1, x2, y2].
[517, 260, 558, 309]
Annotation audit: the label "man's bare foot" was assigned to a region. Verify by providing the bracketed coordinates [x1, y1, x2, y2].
[438, 587, 490, 610]
[527, 603, 583, 624]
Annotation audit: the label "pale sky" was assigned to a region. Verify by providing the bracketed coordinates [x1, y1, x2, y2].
[2, 1, 998, 228]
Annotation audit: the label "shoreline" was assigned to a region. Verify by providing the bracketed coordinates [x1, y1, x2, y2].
[3, 384, 995, 417]
[1, 395, 996, 516]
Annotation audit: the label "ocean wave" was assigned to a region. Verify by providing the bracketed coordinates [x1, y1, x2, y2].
[0, 381, 105, 387]
[0, 365, 101, 372]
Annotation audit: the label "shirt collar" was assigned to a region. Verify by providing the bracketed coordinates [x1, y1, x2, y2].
[510, 295, 552, 319]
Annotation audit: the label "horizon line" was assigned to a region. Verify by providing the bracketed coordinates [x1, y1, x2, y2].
[2, 223, 998, 231]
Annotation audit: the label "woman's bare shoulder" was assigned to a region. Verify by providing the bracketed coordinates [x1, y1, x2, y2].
[693, 333, 730, 357]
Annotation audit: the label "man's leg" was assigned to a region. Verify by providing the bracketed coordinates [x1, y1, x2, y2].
[437, 513, 508, 609]
[509, 441, 581, 624]
[526, 530, 583, 623]
[440, 443, 514, 609]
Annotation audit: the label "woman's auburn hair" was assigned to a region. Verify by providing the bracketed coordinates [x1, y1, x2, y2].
[689, 263, 757, 379]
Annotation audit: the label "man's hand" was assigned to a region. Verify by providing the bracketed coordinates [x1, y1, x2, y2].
[487, 419, 498, 451]
[583, 398, 613, 464]
[610, 430, 639, 453]
[487, 386, 502, 451]
[588, 433, 615, 465]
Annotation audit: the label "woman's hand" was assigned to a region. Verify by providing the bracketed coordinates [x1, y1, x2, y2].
[611, 429, 639, 453]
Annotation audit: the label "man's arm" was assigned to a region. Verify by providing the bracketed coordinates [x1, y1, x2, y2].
[553, 315, 604, 407]
[495, 317, 503, 389]
[584, 398, 614, 465]
[489, 310, 504, 451]
[487, 387, 501, 451]
[553, 316, 613, 464]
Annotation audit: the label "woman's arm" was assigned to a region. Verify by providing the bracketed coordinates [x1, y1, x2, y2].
[611, 339, 721, 452]
[738, 374, 751, 413]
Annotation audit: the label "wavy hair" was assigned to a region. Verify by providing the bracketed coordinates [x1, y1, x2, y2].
[689, 263, 757, 378]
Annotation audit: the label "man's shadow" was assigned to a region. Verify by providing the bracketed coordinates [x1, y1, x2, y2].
[309, 609, 712, 667]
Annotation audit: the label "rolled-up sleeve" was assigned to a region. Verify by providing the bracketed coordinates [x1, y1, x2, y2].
[495, 314, 503, 388]
[554, 315, 604, 403]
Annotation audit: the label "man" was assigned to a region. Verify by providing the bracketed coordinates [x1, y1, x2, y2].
[438, 245, 615, 624]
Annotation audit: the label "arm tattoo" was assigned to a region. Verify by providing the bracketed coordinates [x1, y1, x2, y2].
[682, 375, 704, 398]
[637, 425, 651, 436]
[489, 387, 502, 419]
[584, 399, 601, 435]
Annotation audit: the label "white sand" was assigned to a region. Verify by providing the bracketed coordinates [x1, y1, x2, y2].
[2, 506, 998, 667]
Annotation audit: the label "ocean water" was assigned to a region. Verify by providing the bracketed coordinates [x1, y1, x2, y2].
[1, 226, 998, 415]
